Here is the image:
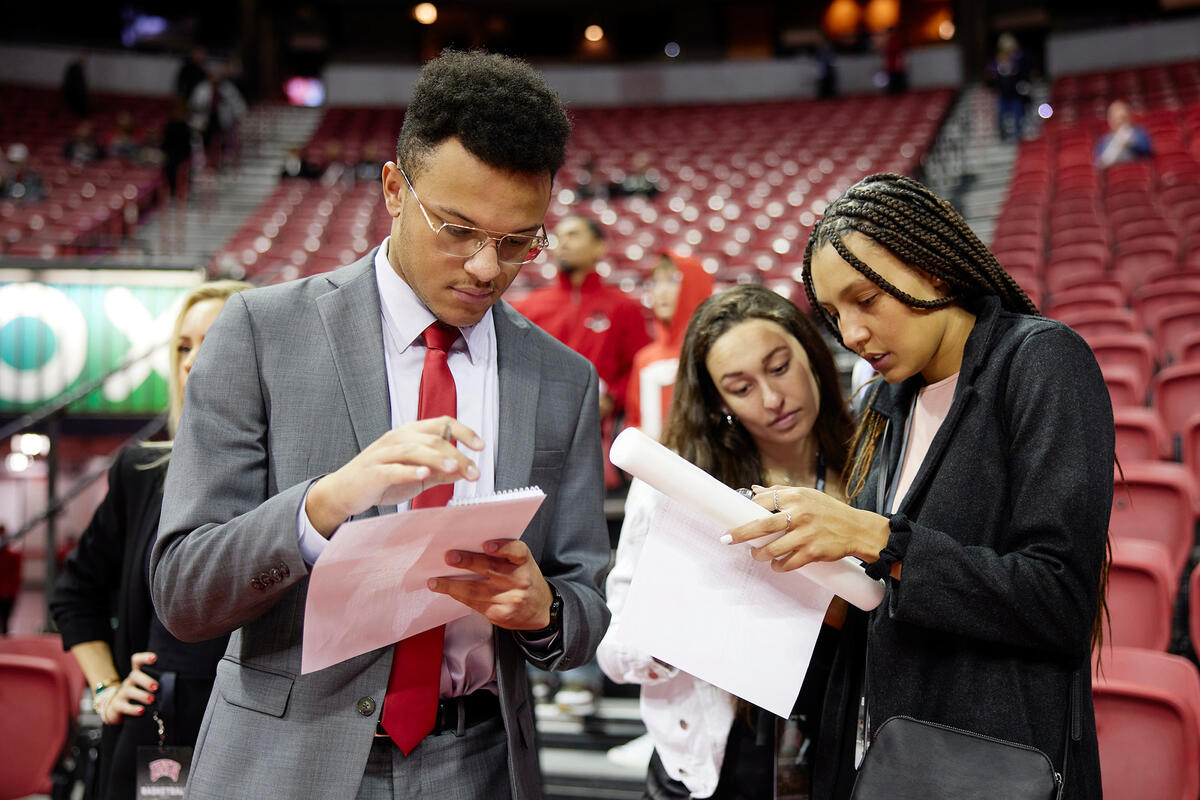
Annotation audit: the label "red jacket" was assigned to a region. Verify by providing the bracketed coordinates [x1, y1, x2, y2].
[624, 253, 713, 439]
[513, 270, 650, 415]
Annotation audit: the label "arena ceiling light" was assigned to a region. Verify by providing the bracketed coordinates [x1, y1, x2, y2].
[413, 3, 438, 25]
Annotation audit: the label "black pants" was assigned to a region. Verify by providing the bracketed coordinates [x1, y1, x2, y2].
[644, 711, 776, 800]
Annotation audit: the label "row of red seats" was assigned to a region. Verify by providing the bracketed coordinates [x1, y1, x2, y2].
[0, 83, 171, 257]
[213, 90, 953, 288]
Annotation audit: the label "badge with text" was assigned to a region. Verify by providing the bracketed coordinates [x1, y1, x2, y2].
[136, 746, 192, 798]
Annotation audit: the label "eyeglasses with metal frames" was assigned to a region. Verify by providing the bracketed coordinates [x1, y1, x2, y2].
[399, 168, 548, 265]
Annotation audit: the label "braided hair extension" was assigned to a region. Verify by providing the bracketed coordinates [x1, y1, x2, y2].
[801, 173, 1038, 347]
[800, 173, 1039, 499]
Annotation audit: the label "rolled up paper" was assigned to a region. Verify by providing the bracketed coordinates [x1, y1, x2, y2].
[610, 426, 884, 611]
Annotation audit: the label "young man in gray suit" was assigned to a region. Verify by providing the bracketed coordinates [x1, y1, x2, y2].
[150, 50, 612, 800]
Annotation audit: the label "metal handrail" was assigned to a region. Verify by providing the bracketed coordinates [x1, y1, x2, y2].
[2, 340, 169, 629]
[0, 414, 166, 550]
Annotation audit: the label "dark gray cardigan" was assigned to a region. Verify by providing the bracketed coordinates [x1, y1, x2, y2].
[815, 296, 1112, 800]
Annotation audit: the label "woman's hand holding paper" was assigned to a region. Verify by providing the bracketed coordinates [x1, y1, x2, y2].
[724, 485, 893, 575]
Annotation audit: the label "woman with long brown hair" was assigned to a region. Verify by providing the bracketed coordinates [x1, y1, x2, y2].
[598, 284, 854, 799]
[727, 173, 1112, 800]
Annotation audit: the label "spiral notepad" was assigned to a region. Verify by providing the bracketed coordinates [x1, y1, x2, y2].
[449, 486, 544, 506]
[302, 485, 546, 674]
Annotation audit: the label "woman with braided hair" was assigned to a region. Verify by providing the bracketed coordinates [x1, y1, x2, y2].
[724, 173, 1112, 799]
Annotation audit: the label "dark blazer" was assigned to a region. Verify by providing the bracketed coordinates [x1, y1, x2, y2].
[150, 252, 612, 800]
[815, 296, 1113, 800]
[53, 446, 162, 672]
[51, 446, 229, 800]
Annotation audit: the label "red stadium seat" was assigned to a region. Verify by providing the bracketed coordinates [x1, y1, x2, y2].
[1191, 561, 1200, 661]
[1133, 285, 1200, 331]
[0, 654, 70, 800]
[1113, 406, 1172, 462]
[1152, 362, 1200, 439]
[1152, 302, 1200, 363]
[1107, 538, 1177, 650]
[1110, 462, 1197, 578]
[1093, 647, 1200, 800]
[1184, 331, 1200, 364]
[1100, 364, 1147, 408]
[0, 634, 85, 711]
[1183, 414, 1200, 492]
[1058, 308, 1143, 340]
[1087, 332, 1157, 390]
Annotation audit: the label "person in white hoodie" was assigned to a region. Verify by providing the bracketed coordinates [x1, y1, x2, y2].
[598, 285, 853, 799]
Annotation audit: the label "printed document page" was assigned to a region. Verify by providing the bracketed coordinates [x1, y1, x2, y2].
[620, 494, 833, 718]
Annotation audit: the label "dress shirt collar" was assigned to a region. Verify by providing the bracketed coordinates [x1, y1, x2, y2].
[374, 237, 491, 362]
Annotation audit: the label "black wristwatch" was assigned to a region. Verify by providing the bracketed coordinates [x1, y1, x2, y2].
[521, 583, 562, 638]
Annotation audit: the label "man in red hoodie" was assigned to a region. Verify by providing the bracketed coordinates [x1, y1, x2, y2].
[624, 252, 714, 440]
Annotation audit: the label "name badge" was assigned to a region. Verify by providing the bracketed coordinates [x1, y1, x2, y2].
[136, 745, 192, 798]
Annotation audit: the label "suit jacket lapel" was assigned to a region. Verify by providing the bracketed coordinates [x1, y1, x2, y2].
[493, 300, 539, 492]
[316, 253, 391, 454]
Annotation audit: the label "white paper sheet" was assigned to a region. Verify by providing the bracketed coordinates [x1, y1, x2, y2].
[609, 426, 884, 611]
[621, 495, 834, 718]
[301, 489, 544, 674]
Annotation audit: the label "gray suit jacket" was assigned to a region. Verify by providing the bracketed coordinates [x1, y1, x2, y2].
[150, 251, 611, 800]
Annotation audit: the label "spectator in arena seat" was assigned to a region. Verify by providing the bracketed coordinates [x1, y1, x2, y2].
[281, 145, 323, 179]
[64, 119, 105, 164]
[574, 158, 608, 200]
[3, 144, 45, 202]
[354, 141, 387, 181]
[108, 110, 144, 161]
[51, 280, 251, 800]
[624, 251, 713, 441]
[1094, 99, 1153, 169]
[611, 151, 661, 199]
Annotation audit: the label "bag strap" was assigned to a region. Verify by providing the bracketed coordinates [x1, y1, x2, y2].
[1055, 668, 1080, 800]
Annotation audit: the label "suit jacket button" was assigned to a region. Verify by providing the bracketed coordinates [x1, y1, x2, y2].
[270, 568, 282, 582]
[250, 579, 264, 591]
[279, 563, 290, 578]
[259, 572, 273, 585]
[357, 697, 377, 716]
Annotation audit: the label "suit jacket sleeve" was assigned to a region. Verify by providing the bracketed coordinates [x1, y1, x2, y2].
[150, 294, 311, 643]
[527, 359, 612, 671]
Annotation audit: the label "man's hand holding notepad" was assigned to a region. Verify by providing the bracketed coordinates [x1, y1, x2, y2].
[301, 487, 545, 674]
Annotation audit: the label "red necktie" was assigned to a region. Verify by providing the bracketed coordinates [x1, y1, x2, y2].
[381, 320, 460, 754]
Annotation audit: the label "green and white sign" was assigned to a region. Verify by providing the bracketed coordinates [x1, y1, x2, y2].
[0, 266, 204, 414]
